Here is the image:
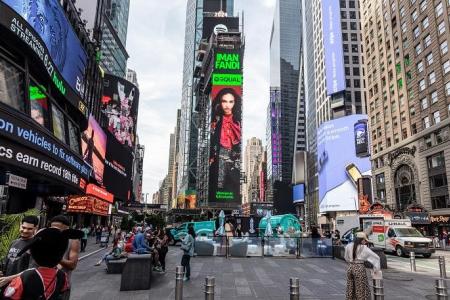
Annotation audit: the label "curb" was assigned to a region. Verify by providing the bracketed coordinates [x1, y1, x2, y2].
[78, 246, 111, 261]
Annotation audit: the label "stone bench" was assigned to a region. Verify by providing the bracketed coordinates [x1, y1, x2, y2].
[106, 258, 127, 274]
[120, 254, 152, 291]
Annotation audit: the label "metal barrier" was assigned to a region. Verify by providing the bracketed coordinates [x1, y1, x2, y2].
[289, 277, 300, 300]
[410, 252, 416, 272]
[204, 276, 215, 300]
[440, 256, 448, 279]
[436, 278, 448, 300]
[175, 266, 184, 300]
[373, 279, 384, 300]
[193, 236, 333, 258]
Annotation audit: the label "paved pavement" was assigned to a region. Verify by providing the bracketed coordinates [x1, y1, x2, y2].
[69, 245, 447, 299]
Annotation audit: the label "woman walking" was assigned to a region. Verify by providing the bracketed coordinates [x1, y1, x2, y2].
[180, 225, 195, 281]
[344, 232, 382, 300]
[158, 229, 170, 272]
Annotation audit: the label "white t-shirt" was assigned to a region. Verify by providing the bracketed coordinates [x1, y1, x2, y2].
[344, 243, 381, 272]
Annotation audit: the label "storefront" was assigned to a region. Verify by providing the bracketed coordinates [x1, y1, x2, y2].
[430, 215, 450, 238]
[66, 195, 111, 227]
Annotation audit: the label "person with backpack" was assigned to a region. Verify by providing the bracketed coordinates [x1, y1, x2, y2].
[180, 225, 195, 281]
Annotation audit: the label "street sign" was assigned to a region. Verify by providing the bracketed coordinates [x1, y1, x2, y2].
[6, 173, 27, 189]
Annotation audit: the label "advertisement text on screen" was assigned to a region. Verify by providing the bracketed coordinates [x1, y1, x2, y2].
[212, 74, 242, 86]
[215, 53, 240, 70]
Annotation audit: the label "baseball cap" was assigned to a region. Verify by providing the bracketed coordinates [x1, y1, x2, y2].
[355, 231, 369, 242]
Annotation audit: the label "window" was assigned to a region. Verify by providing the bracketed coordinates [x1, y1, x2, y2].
[340, 0, 346, 7]
[446, 82, 450, 95]
[434, 110, 441, 123]
[429, 72, 436, 85]
[51, 105, 66, 143]
[343, 44, 349, 52]
[444, 61, 450, 74]
[428, 152, 445, 168]
[420, 0, 427, 12]
[349, 1, 355, 8]
[412, 10, 418, 22]
[431, 91, 438, 103]
[351, 44, 359, 52]
[422, 17, 429, 29]
[341, 22, 347, 30]
[430, 174, 448, 189]
[401, 22, 407, 33]
[442, 41, 449, 55]
[438, 21, 446, 35]
[341, 11, 347, 19]
[29, 82, 49, 128]
[423, 116, 430, 128]
[417, 61, 424, 73]
[421, 97, 428, 109]
[425, 134, 433, 147]
[67, 120, 80, 153]
[0, 57, 25, 112]
[432, 195, 449, 209]
[424, 35, 431, 48]
[349, 11, 356, 19]
[353, 67, 360, 76]
[352, 56, 359, 64]
[414, 26, 420, 38]
[426, 52, 433, 65]
[415, 44, 422, 55]
[350, 22, 357, 30]
[419, 79, 426, 91]
[343, 33, 348, 41]
[436, 2, 443, 17]
[351, 33, 358, 42]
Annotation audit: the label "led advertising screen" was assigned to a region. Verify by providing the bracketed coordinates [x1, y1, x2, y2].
[103, 130, 133, 202]
[293, 184, 305, 203]
[202, 16, 239, 39]
[208, 49, 242, 205]
[322, 0, 346, 95]
[1, 1, 88, 104]
[81, 115, 107, 186]
[317, 114, 371, 213]
[102, 74, 140, 148]
[354, 119, 370, 157]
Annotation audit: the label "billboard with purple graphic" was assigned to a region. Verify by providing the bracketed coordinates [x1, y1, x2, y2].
[317, 115, 371, 212]
[322, 0, 346, 95]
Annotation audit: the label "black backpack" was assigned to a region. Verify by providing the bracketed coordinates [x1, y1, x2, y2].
[19, 269, 65, 300]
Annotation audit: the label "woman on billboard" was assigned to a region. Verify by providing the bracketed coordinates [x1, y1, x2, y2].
[209, 87, 241, 200]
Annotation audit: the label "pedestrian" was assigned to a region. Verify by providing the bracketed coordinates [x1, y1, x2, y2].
[90, 224, 95, 237]
[180, 225, 195, 281]
[51, 215, 80, 300]
[0, 215, 39, 289]
[310, 227, 321, 255]
[95, 225, 102, 244]
[344, 231, 382, 300]
[95, 236, 127, 266]
[132, 227, 151, 254]
[235, 224, 242, 237]
[81, 225, 89, 252]
[158, 229, 170, 272]
[2, 227, 82, 300]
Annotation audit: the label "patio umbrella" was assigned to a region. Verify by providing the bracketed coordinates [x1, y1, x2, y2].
[264, 211, 273, 237]
[216, 210, 225, 236]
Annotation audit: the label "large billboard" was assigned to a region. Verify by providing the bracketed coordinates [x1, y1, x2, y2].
[0, 1, 88, 112]
[322, 0, 346, 95]
[293, 184, 305, 203]
[317, 115, 371, 213]
[102, 74, 140, 148]
[202, 16, 239, 39]
[81, 116, 107, 186]
[208, 49, 242, 205]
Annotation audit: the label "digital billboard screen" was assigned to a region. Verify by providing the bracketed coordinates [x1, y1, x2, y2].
[1, 0, 87, 100]
[102, 74, 140, 148]
[293, 184, 305, 203]
[103, 130, 133, 202]
[354, 119, 370, 157]
[81, 115, 107, 186]
[202, 16, 239, 39]
[317, 114, 371, 212]
[208, 49, 242, 205]
[322, 0, 346, 95]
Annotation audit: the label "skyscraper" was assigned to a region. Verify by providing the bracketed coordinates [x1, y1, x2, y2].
[126, 68, 139, 87]
[267, 0, 302, 211]
[177, 0, 234, 201]
[100, 0, 131, 77]
[360, 0, 450, 217]
[243, 138, 263, 203]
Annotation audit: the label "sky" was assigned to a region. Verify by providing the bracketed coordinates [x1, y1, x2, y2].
[127, 0, 276, 199]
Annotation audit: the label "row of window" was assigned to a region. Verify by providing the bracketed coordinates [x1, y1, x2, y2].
[0, 55, 81, 154]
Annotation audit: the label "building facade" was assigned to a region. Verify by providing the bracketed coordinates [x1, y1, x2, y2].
[126, 68, 139, 87]
[243, 138, 263, 203]
[361, 0, 450, 231]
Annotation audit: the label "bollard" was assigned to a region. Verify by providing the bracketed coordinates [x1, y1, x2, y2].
[436, 278, 448, 300]
[204, 276, 215, 300]
[175, 266, 184, 300]
[289, 277, 300, 300]
[410, 252, 416, 272]
[373, 279, 384, 300]
[440, 256, 448, 279]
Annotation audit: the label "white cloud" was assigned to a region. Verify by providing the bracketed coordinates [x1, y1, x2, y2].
[127, 0, 274, 195]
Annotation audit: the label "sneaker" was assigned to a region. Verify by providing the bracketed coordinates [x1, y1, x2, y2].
[94, 262, 101, 266]
[183, 277, 190, 281]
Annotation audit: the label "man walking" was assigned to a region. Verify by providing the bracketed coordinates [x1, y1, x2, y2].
[81, 226, 89, 252]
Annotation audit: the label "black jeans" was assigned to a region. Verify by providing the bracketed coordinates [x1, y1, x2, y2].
[159, 247, 168, 271]
[81, 239, 87, 252]
[181, 254, 191, 278]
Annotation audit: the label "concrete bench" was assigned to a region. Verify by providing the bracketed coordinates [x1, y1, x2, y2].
[106, 258, 127, 274]
[120, 254, 152, 291]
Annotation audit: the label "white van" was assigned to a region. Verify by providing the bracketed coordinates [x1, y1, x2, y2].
[367, 219, 434, 258]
